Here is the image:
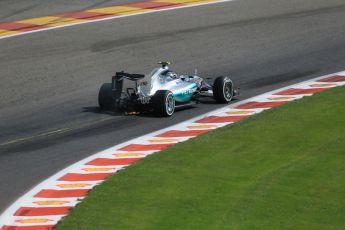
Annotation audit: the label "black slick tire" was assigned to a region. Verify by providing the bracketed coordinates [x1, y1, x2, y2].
[152, 90, 175, 117]
[213, 76, 234, 103]
[98, 83, 116, 110]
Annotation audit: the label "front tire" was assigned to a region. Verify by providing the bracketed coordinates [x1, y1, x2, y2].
[98, 83, 116, 110]
[152, 90, 175, 117]
[213, 76, 234, 103]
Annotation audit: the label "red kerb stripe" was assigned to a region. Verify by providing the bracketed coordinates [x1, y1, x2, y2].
[58, 173, 113, 181]
[156, 130, 210, 137]
[318, 75, 345, 82]
[0, 22, 47, 31]
[236, 101, 287, 109]
[1, 226, 54, 230]
[34, 189, 90, 198]
[126, 1, 181, 9]
[14, 207, 72, 216]
[119, 143, 175, 151]
[56, 11, 114, 20]
[86, 158, 141, 166]
[196, 115, 248, 123]
[274, 88, 327, 95]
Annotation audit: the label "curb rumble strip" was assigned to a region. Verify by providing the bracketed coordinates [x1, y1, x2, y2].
[0, 0, 234, 40]
[1, 72, 345, 229]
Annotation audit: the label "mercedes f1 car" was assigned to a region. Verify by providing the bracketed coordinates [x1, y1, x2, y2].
[98, 62, 237, 116]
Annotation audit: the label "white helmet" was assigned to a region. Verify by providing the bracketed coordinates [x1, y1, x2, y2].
[166, 71, 178, 79]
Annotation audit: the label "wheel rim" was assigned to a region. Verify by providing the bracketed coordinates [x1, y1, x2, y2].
[223, 81, 233, 101]
[165, 93, 175, 115]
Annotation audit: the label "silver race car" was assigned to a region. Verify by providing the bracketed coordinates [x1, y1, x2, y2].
[98, 62, 237, 116]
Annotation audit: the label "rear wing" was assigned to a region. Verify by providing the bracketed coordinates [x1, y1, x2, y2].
[111, 71, 145, 100]
[114, 71, 145, 81]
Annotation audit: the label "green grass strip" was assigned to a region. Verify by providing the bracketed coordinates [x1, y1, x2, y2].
[58, 86, 345, 230]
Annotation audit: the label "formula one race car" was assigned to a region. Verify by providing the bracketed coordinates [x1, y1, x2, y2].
[98, 62, 237, 116]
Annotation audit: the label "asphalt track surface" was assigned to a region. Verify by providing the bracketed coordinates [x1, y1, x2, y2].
[0, 0, 345, 213]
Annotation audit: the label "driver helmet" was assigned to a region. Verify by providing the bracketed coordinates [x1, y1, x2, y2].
[166, 71, 178, 79]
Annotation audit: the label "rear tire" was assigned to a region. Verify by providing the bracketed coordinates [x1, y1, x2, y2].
[98, 83, 116, 110]
[213, 76, 234, 103]
[152, 90, 175, 117]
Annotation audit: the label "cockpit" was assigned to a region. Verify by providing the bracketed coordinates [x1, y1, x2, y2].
[156, 69, 181, 83]
[161, 70, 178, 80]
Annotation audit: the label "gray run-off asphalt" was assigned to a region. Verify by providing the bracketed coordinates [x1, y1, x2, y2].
[0, 0, 345, 213]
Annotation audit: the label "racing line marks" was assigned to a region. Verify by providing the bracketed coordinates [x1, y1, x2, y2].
[1, 72, 345, 229]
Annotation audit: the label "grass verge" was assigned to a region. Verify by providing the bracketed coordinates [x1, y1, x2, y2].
[57, 86, 345, 230]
